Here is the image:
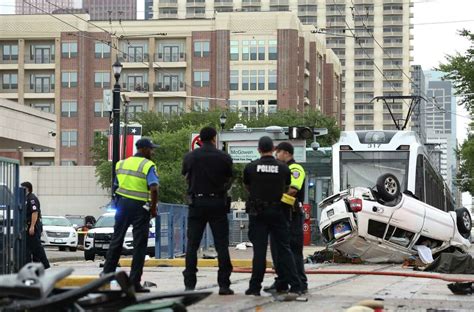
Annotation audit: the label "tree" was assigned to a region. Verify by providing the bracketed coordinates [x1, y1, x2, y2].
[438, 30, 474, 196]
[92, 110, 341, 204]
[437, 30, 474, 112]
[456, 134, 474, 194]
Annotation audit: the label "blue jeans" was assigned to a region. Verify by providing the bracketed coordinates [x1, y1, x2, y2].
[103, 197, 150, 286]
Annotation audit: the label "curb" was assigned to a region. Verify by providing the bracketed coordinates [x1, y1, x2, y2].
[119, 258, 271, 268]
[54, 275, 110, 289]
[50, 256, 85, 263]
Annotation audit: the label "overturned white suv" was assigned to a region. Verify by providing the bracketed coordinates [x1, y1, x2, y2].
[319, 174, 472, 263]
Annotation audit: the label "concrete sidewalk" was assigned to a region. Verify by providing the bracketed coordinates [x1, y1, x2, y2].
[53, 260, 474, 311]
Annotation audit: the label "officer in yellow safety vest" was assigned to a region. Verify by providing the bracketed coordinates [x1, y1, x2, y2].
[102, 138, 159, 293]
[265, 142, 308, 294]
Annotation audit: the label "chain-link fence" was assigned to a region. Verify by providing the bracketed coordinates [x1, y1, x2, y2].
[0, 157, 26, 274]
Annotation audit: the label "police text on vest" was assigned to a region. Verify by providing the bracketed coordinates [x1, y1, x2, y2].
[256, 165, 279, 173]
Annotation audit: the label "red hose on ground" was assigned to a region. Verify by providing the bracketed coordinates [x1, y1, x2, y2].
[232, 268, 474, 283]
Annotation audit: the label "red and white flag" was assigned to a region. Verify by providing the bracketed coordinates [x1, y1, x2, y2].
[108, 124, 142, 161]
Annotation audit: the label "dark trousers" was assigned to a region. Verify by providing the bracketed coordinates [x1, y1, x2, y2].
[103, 197, 150, 286]
[183, 197, 232, 289]
[248, 206, 302, 292]
[26, 228, 50, 269]
[270, 211, 308, 291]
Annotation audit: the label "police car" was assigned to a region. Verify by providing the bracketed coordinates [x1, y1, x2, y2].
[83, 211, 156, 261]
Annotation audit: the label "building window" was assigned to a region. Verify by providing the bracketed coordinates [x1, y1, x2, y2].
[229, 100, 238, 112]
[268, 69, 277, 90]
[268, 100, 277, 114]
[193, 41, 210, 57]
[242, 40, 249, 61]
[61, 130, 78, 147]
[230, 40, 239, 61]
[31, 103, 54, 113]
[95, 42, 111, 58]
[61, 42, 78, 58]
[94, 130, 109, 141]
[94, 101, 107, 117]
[61, 72, 78, 88]
[61, 100, 77, 117]
[249, 40, 258, 60]
[242, 70, 249, 90]
[2, 44, 18, 61]
[94, 72, 110, 88]
[268, 40, 277, 60]
[128, 103, 146, 118]
[162, 104, 179, 115]
[2, 73, 18, 89]
[193, 99, 210, 112]
[60, 160, 77, 166]
[193, 71, 210, 87]
[230, 70, 239, 90]
[257, 70, 265, 90]
[258, 40, 265, 60]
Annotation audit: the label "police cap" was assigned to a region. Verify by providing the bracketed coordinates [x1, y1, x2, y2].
[275, 142, 294, 155]
[135, 138, 159, 149]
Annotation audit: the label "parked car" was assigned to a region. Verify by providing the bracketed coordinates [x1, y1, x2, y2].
[83, 212, 156, 261]
[41, 216, 78, 251]
[319, 173, 472, 263]
[65, 215, 96, 231]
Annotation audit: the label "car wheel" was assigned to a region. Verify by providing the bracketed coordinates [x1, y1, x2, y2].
[376, 173, 401, 202]
[455, 208, 472, 235]
[69, 247, 77, 252]
[84, 250, 95, 261]
[59, 246, 66, 252]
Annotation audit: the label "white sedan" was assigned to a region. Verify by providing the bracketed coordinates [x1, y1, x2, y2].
[319, 174, 472, 263]
[41, 216, 78, 251]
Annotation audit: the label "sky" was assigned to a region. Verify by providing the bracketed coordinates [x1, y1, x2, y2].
[0, 0, 473, 203]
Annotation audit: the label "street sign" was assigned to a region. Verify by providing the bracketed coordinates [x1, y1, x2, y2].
[190, 133, 202, 151]
[103, 89, 112, 112]
[226, 140, 306, 163]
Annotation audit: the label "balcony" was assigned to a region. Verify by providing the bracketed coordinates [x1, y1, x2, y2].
[119, 53, 149, 63]
[153, 82, 186, 92]
[241, 0, 261, 6]
[384, 41, 403, 47]
[159, 12, 178, 19]
[270, 0, 288, 4]
[186, 12, 206, 18]
[24, 82, 55, 98]
[186, 0, 205, 7]
[121, 82, 150, 92]
[214, 0, 233, 7]
[159, 1, 178, 7]
[154, 52, 186, 62]
[383, 9, 403, 15]
[298, 9, 317, 16]
[354, 75, 374, 81]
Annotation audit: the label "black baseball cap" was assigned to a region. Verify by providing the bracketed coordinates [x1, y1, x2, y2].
[258, 136, 274, 153]
[275, 142, 294, 155]
[135, 138, 159, 149]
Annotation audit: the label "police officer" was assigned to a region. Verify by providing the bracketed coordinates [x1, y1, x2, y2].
[103, 138, 159, 293]
[21, 181, 50, 269]
[265, 142, 308, 293]
[181, 126, 234, 295]
[243, 136, 302, 297]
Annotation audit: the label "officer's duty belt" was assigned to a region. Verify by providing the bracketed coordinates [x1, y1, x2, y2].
[192, 193, 225, 199]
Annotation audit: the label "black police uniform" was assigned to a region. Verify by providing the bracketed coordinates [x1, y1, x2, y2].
[25, 192, 50, 269]
[271, 158, 308, 292]
[181, 141, 233, 290]
[243, 156, 302, 293]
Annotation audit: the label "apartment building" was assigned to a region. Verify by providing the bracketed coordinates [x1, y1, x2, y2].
[82, 0, 137, 20]
[0, 11, 340, 165]
[152, 0, 413, 130]
[15, 0, 74, 14]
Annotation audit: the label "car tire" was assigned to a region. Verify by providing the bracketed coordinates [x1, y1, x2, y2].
[455, 208, 472, 235]
[59, 246, 66, 252]
[376, 173, 401, 202]
[84, 250, 95, 261]
[69, 247, 77, 252]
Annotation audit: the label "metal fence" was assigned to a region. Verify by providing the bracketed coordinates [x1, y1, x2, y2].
[155, 205, 252, 259]
[0, 157, 26, 274]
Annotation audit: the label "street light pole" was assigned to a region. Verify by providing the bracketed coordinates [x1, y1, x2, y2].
[111, 58, 123, 198]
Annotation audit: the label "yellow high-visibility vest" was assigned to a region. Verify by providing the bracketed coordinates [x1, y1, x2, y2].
[115, 156, 156, 202]
[289, 163, 305, 191]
